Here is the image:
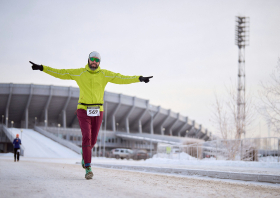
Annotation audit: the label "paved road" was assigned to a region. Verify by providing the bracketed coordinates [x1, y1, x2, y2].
[1, 159, 280, 198]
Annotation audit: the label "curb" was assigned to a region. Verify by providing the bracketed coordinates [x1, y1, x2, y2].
[92, 163, 280, 184]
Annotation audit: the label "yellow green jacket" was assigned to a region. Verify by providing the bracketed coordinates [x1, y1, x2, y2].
[43, 64, 141, 111]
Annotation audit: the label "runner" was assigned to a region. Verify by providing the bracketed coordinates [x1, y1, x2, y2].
[13, 134, 21, 162]
[29, 51, 153, 179]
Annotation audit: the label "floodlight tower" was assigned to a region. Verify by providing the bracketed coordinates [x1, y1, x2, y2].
[235, 16, 249, 138]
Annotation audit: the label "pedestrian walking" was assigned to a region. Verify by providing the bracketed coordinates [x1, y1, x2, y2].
[13, 134, 21, 162]
[30, 51, 153, 179]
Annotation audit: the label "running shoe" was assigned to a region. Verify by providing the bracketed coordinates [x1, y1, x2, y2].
[85, 167, 93, 179]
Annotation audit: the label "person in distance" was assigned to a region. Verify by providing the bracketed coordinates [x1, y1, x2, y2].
[13, 134, 21, 162]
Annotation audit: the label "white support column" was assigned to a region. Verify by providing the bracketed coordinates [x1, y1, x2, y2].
[153, 106, 161, 121]
[142, 105, 160, 131]
[62, 87, 72, 128]
[150, 115, 154, 135]
[169, 113, 180, 136]
[112, 94, 122, 131]
[138, 100, 149, 134]
[25, 110, 28, 128]
[24, 84, 33, 129]
[150, 106, 161, 135]
[125, 97, 135, 133]
[5, 83, 13, 127]
[187, 120, 196, 137]
[44, 86, 53, 127]
[151, 106, 161, 132]
[200, 129, 208, 140]
[178, 117, 188, 137]
[195, 124, 202, 138]
[160, 110, 171, 135]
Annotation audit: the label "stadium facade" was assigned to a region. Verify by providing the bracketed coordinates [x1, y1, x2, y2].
[0, 83, 211, 154]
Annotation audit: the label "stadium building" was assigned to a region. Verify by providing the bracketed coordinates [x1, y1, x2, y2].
[0, 83, 211, 155]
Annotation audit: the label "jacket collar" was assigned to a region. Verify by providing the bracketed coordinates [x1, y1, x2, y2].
[85, 64, 101, 74]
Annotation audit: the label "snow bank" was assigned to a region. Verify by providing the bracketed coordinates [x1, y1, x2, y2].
[146, 152, 280, 169]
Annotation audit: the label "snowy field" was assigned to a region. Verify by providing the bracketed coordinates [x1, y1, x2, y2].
[1, 128, 280, 197]
[3, 128, 280, 176]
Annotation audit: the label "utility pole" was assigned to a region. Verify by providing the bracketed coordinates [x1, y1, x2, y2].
[235, 16, 249, 139]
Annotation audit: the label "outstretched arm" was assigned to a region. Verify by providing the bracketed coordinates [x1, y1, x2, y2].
[103, 70, 153, 84]
[29, 61, 79, 80]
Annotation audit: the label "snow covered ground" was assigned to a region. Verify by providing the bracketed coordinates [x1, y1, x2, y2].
[1, 158, 280, 198]
[3, 128, 280, 175]
[1, 128, 280, 197]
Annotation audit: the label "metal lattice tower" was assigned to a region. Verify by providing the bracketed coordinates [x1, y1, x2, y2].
[235, 16, 250, 138]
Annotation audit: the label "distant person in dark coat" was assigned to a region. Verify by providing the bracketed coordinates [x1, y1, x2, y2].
[13, 134, 21, 162]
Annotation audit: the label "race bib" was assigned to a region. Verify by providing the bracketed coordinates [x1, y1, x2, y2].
[87, 107, 100, 117]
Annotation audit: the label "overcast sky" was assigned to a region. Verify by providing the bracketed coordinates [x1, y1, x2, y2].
[0, 0, 280, 137]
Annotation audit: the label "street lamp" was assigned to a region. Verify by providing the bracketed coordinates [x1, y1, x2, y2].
[21, 129, 23, 141]
[35, 117, 37, 126]
[116, 123, 119, 131]
[44, 120, 47, 130]
[58, 124, 61, 138]
[6, 117, 8, 127]
[2, 115, 4, 125]
[11, 121, 14, 128]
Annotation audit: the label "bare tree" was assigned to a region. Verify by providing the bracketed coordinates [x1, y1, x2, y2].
[213, 85, 255, 138]
[212, 84, 255, 160]
[258, 58, 280, 135]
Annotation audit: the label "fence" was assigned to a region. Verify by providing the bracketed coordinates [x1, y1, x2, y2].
[157, 137, 280, 162]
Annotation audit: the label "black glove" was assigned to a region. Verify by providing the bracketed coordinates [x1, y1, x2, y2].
[139, 76, 153, 83]
[29, 61, 43, 71]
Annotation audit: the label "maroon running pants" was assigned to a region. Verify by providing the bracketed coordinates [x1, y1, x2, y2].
[77, 109, 103, 165]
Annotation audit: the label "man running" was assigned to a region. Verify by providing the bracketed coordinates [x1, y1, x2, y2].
[13, 134, 21, 162]
[30, 51, 153, 179]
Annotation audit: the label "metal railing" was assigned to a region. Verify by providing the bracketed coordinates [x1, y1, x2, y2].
[156, 137, 280, 162]
[34, 126, 81, 154]
[2, 125, 25, 156]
